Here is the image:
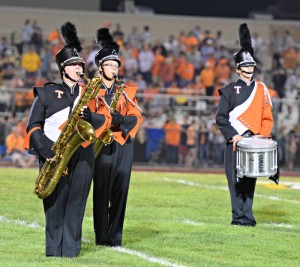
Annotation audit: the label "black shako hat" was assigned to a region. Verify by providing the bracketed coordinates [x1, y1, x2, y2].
[55, 22, 85, 71]
[234, 23, 256, 68]
[94, 28, 121, 67]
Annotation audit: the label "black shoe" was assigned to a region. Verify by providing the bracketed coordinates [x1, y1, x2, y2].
[231, 221, 243, 226]
[109, 240, 122, 247]
[96, 240, 110, 246]
[243, 222, 256, 227]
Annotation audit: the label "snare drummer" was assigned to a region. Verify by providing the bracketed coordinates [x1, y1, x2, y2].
[216, 24, 274, 226]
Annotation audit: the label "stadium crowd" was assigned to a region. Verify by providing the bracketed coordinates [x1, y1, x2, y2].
[1, 19, 300, 169]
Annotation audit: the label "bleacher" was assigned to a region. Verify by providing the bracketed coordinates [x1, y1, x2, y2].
[1, 6, 300, 171]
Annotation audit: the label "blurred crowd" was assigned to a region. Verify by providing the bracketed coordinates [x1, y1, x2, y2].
[1, 19, 300, 169]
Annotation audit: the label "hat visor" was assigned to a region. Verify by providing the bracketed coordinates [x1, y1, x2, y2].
[238, 61, 256, 67]
[101, 56, 121, 67]
[64, 57, 85, 67]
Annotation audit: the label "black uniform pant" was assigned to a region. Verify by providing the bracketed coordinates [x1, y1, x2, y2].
[93, 138, 133, 246]
[41, 145, 93, 257]
[225, 143, 257, 225]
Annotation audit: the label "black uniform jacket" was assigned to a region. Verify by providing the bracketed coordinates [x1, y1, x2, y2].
[24, 82, 106, 155]
[216, 78, 273, 143]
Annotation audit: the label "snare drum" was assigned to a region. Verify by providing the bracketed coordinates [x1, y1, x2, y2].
[236, 138, 277, 178]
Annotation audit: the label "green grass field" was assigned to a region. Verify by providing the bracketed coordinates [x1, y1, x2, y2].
[0, 168, 300, 267]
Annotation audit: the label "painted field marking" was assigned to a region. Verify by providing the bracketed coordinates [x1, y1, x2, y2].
[0, 215, 42, 229]
[0, 215, 186, 267]
[261, 223, 293, 228]
[178, 219, 204, 226]
[163, 178, 300, 204]
[113, 247, 186, 267]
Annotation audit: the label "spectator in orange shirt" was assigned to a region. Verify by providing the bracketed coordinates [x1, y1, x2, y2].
[282, 45, 297, 70]
[161, 55, 176, 88]
[6, 125, 36, 167]
[215, 58, 231, 84]
[48, 28, 60, 44]
[127, 42, 139, 59]
[198, 60, 215, 96]
[151, 47, 165, 86]
[47, 28, 64, 57]
[163, 116, 181, 163]
[176, 52, 195, 88]
[186, 31, 199, 51]
[17, 115, 29, 139]
[213, 80, 227, 106]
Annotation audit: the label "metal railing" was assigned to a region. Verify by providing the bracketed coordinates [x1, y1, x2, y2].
[1, 89, 300, 171]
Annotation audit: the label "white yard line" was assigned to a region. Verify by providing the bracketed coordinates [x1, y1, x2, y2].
[178, 219, 204, 226]
[255, 193, 300, 204]
[0, 215, 186, 267]
[163, 178, 300, 204]
[112, 247, 186, 267]
[261, 223, 293, 228]
[0, 215, 43, 229]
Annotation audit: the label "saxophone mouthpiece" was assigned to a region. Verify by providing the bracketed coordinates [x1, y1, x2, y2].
[114, 74, 123, 84]
[77, 72, 85, 78]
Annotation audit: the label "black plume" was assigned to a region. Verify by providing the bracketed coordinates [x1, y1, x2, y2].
[238, 23, 253, 55]
[96, 28, 119, 53]
[61, 21, 82, 53]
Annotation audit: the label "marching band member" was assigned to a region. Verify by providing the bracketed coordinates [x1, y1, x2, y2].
[92, 28, 142, 246]
[24, 22, 110, 257]
[216, 23, 277, 226]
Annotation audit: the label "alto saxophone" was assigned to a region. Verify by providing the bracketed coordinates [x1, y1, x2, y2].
[34, 74, 102, 199]
[94, 75, 125, 158]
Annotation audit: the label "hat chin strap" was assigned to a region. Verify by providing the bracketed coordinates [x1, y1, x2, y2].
[63, 69, 79, 83]
[237, 65, 255, 75]
[101, 65, 115, 82]
[241, 69, 254, 75]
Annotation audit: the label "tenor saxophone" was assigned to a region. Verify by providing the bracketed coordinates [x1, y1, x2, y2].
[34, 74, 102, 199]
[94, 75, 125, 158]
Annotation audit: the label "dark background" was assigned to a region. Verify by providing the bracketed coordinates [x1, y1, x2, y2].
[101, 0, 300, 19]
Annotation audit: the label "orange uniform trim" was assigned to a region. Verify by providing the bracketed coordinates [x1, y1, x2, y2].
[24, 126, 41, 149]
[237, 82, 273, 137]
[113, 86, 142, 145]
[82, 88, 112, 148]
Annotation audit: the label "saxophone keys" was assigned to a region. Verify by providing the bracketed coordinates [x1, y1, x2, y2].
[63, 167, 68, 176]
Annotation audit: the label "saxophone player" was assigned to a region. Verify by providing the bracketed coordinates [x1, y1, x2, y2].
[24, 22, 110, 257]
[92, 28, 142, 247]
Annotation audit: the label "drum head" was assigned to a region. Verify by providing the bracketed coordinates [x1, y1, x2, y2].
[237, 138, 276, 149]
